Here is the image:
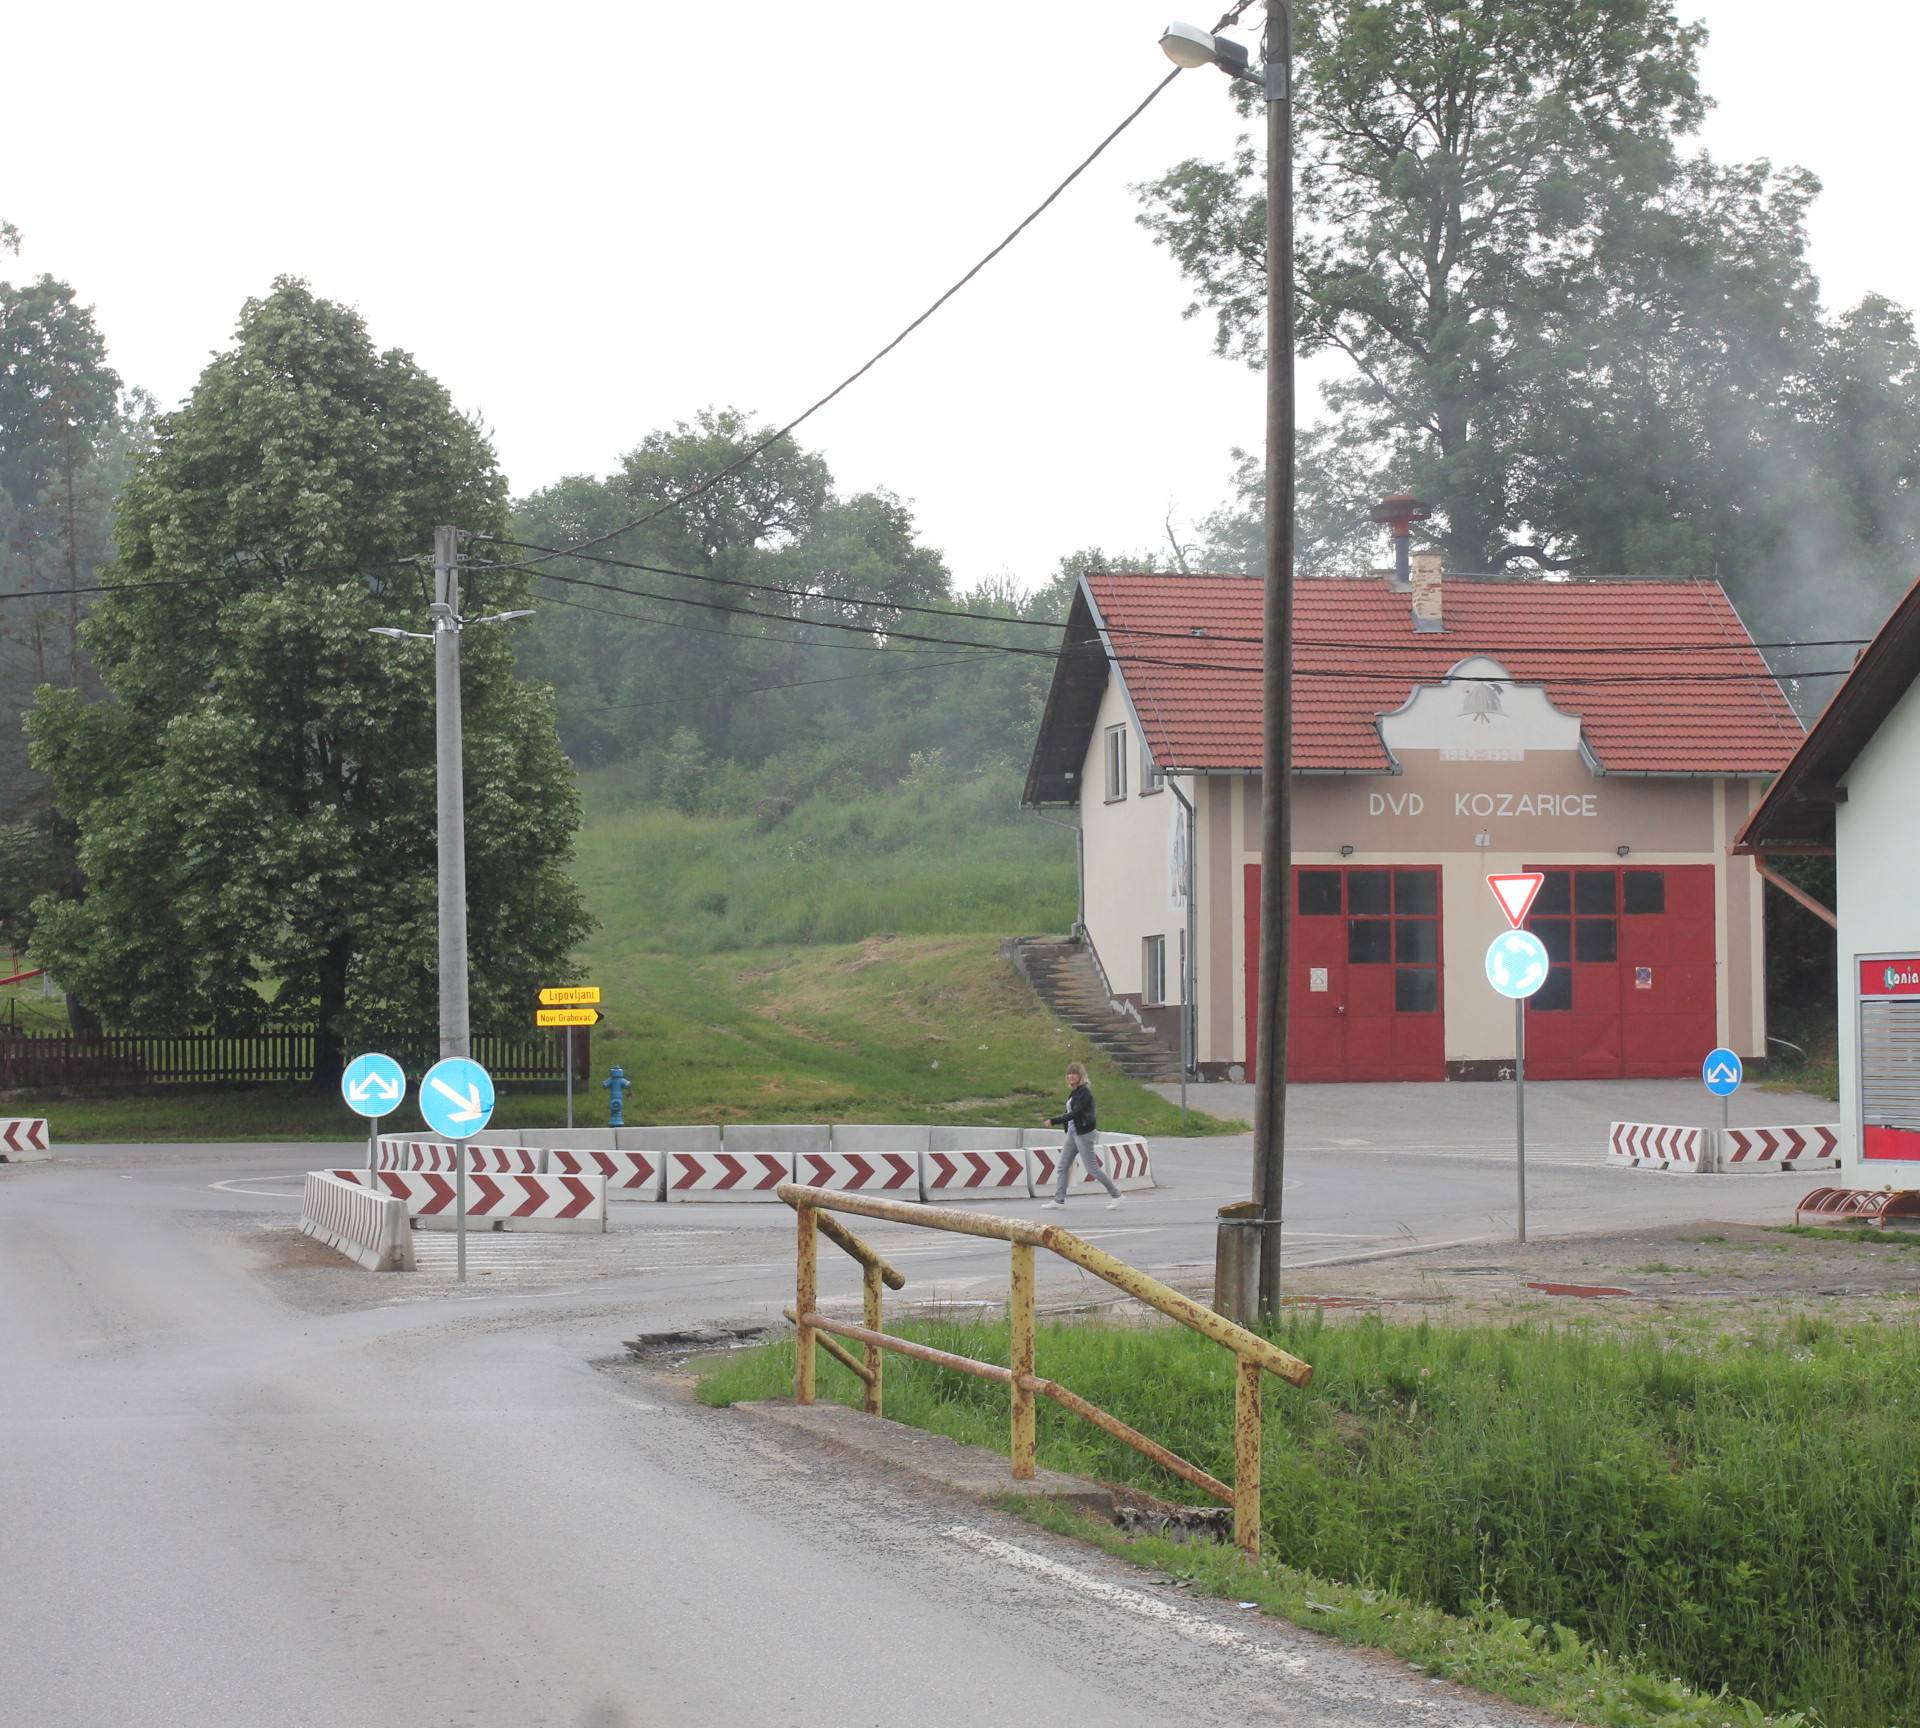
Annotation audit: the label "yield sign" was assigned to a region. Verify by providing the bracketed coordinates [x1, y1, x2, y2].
[1487, 872, 1546, 929]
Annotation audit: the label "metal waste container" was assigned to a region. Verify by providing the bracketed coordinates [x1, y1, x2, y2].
[1213, 1199, 1262, 1325]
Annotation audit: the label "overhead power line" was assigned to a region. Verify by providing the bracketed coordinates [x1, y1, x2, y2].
[0, 557, 420, 606]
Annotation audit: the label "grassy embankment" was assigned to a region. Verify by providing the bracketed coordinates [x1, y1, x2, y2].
[11, 769, 1236, 1139]
[702, 1310, 1920, 1728]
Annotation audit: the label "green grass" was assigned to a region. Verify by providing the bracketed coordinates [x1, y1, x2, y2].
[702, 1312, 1920, 1727]
[1770, 1225, 1920, 1249]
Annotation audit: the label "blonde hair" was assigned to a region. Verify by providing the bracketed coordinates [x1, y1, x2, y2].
[1066, 1061, 1087, 1082]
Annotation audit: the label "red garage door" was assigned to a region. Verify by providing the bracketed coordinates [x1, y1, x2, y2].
[1521, 865, 1716, 1080]
[1245, 864, 1445, 1083]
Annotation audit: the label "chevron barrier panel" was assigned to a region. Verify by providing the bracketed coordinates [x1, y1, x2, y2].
[1025, 1133, 1155, 1195]
[667, 1148, 792, 1201]
[1720, 1125, 1841, 1174]
[375, 1138, 541, 1174]
[921, 1145, 1030, 1201]
[792, 1149, 921, 1198]
[545, 1146, 665, 1200]
[1606, 1122, 1706, 1173]
[413, 1171, 607, 1232]
[301, 1170, 414, 1271]
[0, 1117, 51, 1161]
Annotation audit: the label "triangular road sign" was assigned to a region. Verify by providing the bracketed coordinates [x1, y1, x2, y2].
[1487, 872, 1546, 929]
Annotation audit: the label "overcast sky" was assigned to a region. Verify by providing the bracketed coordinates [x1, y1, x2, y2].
[10, 2, 1917, 593]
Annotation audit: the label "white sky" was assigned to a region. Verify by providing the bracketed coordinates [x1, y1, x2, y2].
[10, 2, 1918, 593]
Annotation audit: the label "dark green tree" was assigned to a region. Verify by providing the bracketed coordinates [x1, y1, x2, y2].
[26, 279, 590, 1082]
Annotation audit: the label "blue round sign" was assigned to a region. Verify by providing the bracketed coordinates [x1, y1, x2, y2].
[341, 1051, 406, 1119]
[1702, 1047, 1743, 1096]
[418, 1056, 496, 1138]
[1485, 929, 1550, 1000]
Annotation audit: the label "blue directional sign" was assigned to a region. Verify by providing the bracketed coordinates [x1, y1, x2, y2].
[1485, 929, 1551, 1000]
[341, 1051, 406, 1119]
[1702, 1048, 1743, 1096]
[418, 1056, 496, 1138]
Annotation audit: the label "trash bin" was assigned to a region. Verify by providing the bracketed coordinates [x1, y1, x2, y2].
[1214, 1199, 1262, 1325]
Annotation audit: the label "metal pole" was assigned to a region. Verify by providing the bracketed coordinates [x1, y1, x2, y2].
[1252, 0, 1296, 1318]
[1170, 779, 1199, 1129]
[432, 526, 471, 1062]
[566, 1026, 574, 1131]
[1515, 996, 1527, 1243]
[367, 1114, 378, 1184]
[454, 1135, 468, 1283]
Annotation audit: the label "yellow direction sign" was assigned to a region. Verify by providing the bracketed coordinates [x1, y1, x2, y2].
[538, 985, 601, 1006]
[536, 1007, 602, 1028]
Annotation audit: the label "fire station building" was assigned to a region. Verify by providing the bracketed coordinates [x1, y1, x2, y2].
[1023, 556, 1802, 1082]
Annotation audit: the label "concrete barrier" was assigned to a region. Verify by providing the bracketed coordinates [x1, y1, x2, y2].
[666, 1148, 791, 1201]
[359, 1168, 607, 1231]
[924, 1128, 1031, 1201]
[301, 1170, 414, 1271]
[618, 1125, 720, 1152]
[831, 1124, 931, 1155]
[724, 1123, 831, 1157]
[791, 1149, 921, 1198]
[376, 1139, 542, 1174]
[1606, 1122, 1706, 1173]
[519, 1129, 616, 1152]
[0, 1117, 51, 1162]
[546, 1146, 665, 1200]
[1024, 1131, 1155, 1196]
[1720, 1125, 1841, 1174]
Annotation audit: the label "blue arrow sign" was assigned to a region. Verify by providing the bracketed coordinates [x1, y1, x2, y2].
[1484, 929, 1551, 1000]
[1702, 1047, 1743, 1096]
[341, 1051, 406, 1118]
[418, 1056, 496, 1138]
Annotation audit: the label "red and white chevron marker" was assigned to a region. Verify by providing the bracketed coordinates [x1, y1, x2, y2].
[383, 1140, 537, 1174]
[0, 1117, 51, 1160]
[794, 1150, 920, 1197]
[666, 1149, 791, 1202]
[1720, 1124, 1840, 1173]
[1027, 1137, 1156, 1195]
[411, 1172, 607, 1232]
[1605, 1121, 1704, 1173]
[546, 1147, 663, 1199]
[373, 1170, 459, 1213]
[921, 1147, 1029, 1201]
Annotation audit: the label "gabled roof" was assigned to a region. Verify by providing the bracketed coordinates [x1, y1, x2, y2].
[1024, 571, 1802, 802]
[1734, 570, 1920, 851]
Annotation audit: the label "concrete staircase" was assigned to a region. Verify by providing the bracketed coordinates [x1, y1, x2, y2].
[1003, 936, 1182, 1082]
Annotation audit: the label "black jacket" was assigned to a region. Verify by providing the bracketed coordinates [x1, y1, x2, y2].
[1050, 1082, 1096, 1136]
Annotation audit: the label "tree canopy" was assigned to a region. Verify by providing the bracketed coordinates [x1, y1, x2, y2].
[26, 279, 589, 1076]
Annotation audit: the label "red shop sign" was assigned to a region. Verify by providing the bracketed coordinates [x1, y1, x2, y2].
[1860, 957, 1920, 997]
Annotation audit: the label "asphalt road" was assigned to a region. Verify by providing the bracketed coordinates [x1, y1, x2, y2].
[1, 1081, 1834, 1726]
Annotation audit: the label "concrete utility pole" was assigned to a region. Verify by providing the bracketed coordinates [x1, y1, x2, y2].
[1250, 0, 1296, 1318]
[432, 525, 471, 1062]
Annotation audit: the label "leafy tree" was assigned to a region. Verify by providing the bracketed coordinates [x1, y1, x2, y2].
[1139, 0, 1920, 640]
[26, 279, 589, 1083]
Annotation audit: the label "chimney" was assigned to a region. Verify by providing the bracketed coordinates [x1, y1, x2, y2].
[1409, 548, 1445, 632]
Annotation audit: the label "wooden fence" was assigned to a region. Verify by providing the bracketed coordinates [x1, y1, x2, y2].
[0, 1028, 589, 1092]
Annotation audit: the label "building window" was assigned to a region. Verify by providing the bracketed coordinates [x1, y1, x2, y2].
[1104, 725, 1128, 801]
[1526, 865, 1656, 1011]
[1143, 935, 1166, 1005]
[1140, 736, 1165, 794]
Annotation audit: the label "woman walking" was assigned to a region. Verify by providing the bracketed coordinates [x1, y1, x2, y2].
[1040, 1061, 1122, 1209]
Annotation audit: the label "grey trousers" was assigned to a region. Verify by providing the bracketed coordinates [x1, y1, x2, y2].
[1053, 1124, 1121, 1201]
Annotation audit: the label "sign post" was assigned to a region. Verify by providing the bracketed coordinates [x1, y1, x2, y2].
[1702, 1046, 1743, 1158]
[419, 1056, 496, 1283]
[1485, 873, 1548, 1244]
[539, 988, 601, 1133]
[341, 1052, 406, 1183]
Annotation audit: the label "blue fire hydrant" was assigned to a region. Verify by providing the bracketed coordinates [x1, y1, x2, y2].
[603, 1064, 631, 1128]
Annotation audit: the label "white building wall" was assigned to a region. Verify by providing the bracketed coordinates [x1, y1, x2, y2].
[1836, 675, 1920, 1186]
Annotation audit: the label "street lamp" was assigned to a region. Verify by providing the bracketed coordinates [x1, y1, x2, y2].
[369, 530, 533, 1062]
[1164, 9, 1294, 1318]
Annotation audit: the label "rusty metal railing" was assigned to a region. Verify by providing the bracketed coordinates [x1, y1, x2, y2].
[776, 1183, 1312, 1559]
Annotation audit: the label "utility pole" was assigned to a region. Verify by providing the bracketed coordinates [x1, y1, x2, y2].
[1250, 0, 1296, 1318]
[432, 525, 471, 1062]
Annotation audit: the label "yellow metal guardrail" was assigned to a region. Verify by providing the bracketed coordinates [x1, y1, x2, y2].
[776, 1183, 1312, 1559]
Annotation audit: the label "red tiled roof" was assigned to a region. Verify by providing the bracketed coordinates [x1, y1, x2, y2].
[1085, 572, 1803, 775]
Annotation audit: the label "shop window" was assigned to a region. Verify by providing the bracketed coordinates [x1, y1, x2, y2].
[1575, 872, 1617, 915]
[1534, 870, 1571, 916]
[1395, 968, 1438, 1013]
[1143, 935, 1166, 1005]
[1576, 919, 1618, 963]
[1624, 870, 1665, 915]
[1103, 726, 1128, 801]
[1348, 919, 1392, 964]
[1396, 920, 1439, 964]
[1531, 967, 1573, 1011]
[1395, 871, 1438, 915]
[1348, 870, 1392, 915]
[1298, 871, 1342, 916]
[1533, 918, 1572, 964]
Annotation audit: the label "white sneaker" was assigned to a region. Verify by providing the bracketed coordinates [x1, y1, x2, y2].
[1106, 1197, 1124, 1210]
[1039, 1199, 1063, 1209]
